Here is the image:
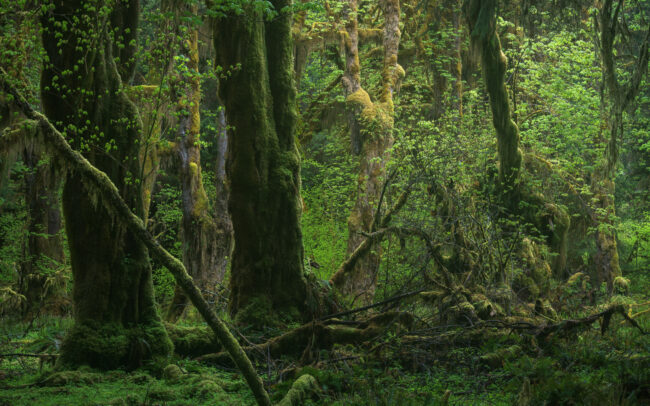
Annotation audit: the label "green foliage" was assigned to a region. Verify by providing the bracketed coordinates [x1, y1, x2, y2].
[301, 129, 356, 279]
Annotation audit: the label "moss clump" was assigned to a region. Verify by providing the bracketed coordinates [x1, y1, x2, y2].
[57, 320, 173, 370]
[163, 364, 183, 382]
[148, 387, 176, 401]
[165, 322, 220, 357]
[480, 345, 522, 368]
[277, 374, 319, 406]
[613, 276, 630, 295]
[534, 299, 557, 320]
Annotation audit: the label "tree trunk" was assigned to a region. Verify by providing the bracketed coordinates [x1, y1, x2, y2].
[19, 150, 66, 317]
[41, 0, 171, 369]
[337, 0, 403, 305]
[592, 0, 649, 288]
[166, 4, 227, 322]
[465, 0, 522, 208]
[213, 0, 310, 326]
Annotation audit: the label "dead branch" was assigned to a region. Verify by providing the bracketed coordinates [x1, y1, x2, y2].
[197, 311, 414, 365]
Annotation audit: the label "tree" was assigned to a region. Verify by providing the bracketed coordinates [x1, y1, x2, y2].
[591, 0, 649, 288]
[331, 0, 403, 304]
[40, 0, 172, 368]
[165, 1, 231, 322]
[212, 0, 311, 325]
[465, 0, 523, 209]
[0, 2, 66, 317]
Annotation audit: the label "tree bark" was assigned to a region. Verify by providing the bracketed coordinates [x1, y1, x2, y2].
[213, 0, 310, 325]
[40, 0, 171, 369]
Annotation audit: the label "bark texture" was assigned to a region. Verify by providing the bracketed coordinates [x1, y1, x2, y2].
[213, 0, 310, 325]
[40, 0, 171, 368]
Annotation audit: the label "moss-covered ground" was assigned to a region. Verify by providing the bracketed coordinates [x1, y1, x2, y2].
[1, 267, 648, 405]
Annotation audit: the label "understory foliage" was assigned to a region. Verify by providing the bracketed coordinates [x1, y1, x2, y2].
[1, 0, 649, 405]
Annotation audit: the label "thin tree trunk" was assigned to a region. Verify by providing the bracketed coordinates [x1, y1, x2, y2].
[20, 150, 66, 317]
[337, 0, 403, 304]
[592, 0, 649, 288]
[465, 0, 522, 209]
[167, 4, 225, 322]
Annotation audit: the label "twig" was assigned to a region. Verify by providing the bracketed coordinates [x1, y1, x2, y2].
[319, 289, 424, 321]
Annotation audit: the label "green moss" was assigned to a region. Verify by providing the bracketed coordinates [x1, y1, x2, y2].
[57, 320, 173, 370]
[163, 364, 183, 382]
[613, 276, 630, 295]
[233, 295, 281, 329]
[480, 345, 522, 368]
[165, 322, 220, 357]
[41, 370, 103, 386]
[277, 374, 318, 406]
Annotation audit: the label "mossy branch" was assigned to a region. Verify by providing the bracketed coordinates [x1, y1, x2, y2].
[0, 74, 272, 406]
[277, 374, 319, 406]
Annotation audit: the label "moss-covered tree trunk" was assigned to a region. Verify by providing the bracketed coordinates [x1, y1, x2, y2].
[212, 0, 310, 325]
[166, 4, 227, 322]
[41, 0, 171, 369]
[19, 150, 66, 317]
[335, 0, 403, 304]
[592, 0, 649, 288]
[465, 0, 522, 209]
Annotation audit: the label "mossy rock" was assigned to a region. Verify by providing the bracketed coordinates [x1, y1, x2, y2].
[163, 364, 183, 382]
[182, 375, 225, 399]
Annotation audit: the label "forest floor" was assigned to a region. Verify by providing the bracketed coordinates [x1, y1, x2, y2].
[1, 267, 648, 406]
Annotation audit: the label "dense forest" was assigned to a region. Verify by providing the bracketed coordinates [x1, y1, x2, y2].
[0, 0, 649, 404]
